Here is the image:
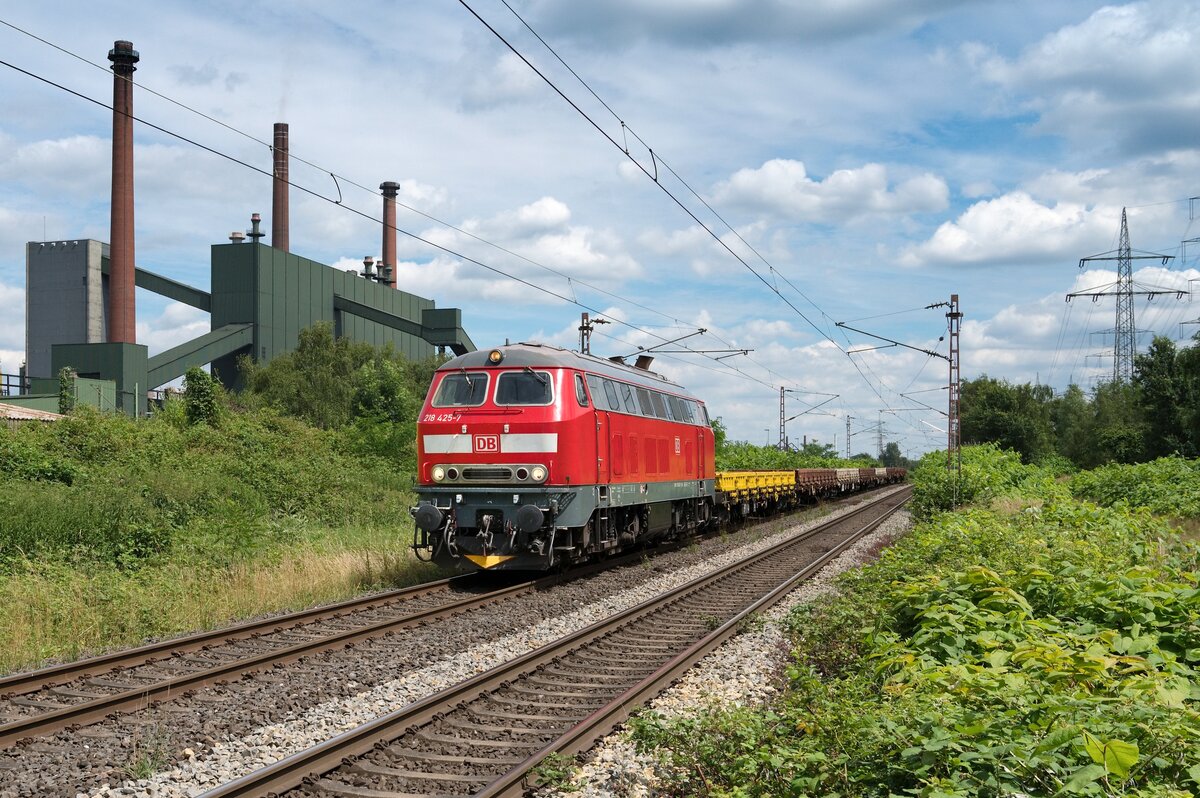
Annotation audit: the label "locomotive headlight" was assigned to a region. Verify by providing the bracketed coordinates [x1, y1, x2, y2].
[531, 465, 547, 483]
[488, 349, 504, 364]
[432, 465, 446, 482]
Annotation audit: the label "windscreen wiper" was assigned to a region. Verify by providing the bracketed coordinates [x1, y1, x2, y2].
[523, 366, 548, 386]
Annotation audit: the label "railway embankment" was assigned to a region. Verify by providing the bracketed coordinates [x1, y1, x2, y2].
[548, 446, 1200, 797]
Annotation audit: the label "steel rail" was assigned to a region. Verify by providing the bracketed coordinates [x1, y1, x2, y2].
[0, 493, 841, 749]
[0, 482, 837, 701]
[198, 486, 909, 798]
[0, 575, 471, 698]
[0, 576, 537, 749]
[485, 486, 911, 797]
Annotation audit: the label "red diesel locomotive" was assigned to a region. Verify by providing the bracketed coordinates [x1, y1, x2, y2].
[411, 343, 717, 571]
[410, 343, 906, 572]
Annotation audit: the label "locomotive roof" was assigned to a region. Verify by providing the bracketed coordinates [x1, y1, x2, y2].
[438, 343, 701, 400]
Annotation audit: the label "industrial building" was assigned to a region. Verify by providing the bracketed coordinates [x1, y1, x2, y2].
[12, 40, 474, 416]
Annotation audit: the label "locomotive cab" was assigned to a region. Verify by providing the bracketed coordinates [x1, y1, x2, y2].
[412, 346, 602, 570]
[411, 343, 716, 572]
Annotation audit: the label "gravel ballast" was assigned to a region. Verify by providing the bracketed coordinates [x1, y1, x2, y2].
[0, 489, 905, 798]
[541, 509, 913, 798]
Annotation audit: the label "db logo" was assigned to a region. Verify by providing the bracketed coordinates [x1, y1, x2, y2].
[473, 434, 500, 453]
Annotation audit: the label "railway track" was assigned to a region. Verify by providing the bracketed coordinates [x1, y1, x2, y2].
[203, 485, 910, 798]
[0, 495, 837, 750]
[0, 573, 546, 748]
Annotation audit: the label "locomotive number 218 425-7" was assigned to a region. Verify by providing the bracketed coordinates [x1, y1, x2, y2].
[422, 413, 461, 423]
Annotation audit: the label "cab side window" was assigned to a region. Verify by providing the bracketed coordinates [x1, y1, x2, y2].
[649, 391, 669, 419]
[575, 374, 589, 407]
[620, 383, 639, 414]
[636, 388, 654, 416]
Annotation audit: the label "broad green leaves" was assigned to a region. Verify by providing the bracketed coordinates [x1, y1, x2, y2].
[628, 446, 1200, 797]
[1081, 730, 1139, 779]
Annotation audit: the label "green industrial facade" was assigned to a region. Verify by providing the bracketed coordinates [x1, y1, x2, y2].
[208, 243, 471, 388]
[27, 238, 475, 416]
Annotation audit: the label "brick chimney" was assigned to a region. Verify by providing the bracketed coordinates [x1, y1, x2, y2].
[107, 40, 139, 344]
[272, 123, 289, 252]
[380, 181, 399, 289]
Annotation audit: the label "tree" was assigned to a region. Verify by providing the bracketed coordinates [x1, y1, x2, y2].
[798, 440, 840, 460]
[1134, 336, 1191, 458]
[1050, 384, 1092, 466]
[57, 367, 76, 415]
[710, 417, 728, 453]
[239, 323, 374, 428]
[960, 376, 1054, 463]
[879, 441, 905, 467]
[1090, 380, 1146, 465]
[352, 359, 417, 424]
[1176, 334, 1200, 454]
[183, 366, 222, 426]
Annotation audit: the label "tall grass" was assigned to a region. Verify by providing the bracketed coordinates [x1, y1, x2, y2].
[0, 404, 444, 672]
[0, 525, 441, 671]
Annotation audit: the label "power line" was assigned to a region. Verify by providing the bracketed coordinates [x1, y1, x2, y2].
[0, 17, 716, 339]
[491, 1, 850, 349]
[457, 0, 908, 410]
[468, 0, 871, 396]
[479, 0, 962, 427]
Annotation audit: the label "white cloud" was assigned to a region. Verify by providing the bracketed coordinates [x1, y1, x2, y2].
[0, 134, 108, 196]
[980, 4, 1199, 95]
[637, 221, 771, 276]
[394, 179, 449, 211]
[483, 197, 572, 239]
[136, 302, 210, 358]
[0, 280, 24, 360]
[960, 180, 997, 199]
[398, 197, 641, 288]
[533, 0, 976, 46]
[460, 52, 544, 111]
[899, 192, 1115, 267]
[971, 2, 1200, 153]
[713, 159, 948, 224]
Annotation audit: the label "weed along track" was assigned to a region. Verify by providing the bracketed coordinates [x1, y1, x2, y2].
[203, 487, 910, 798]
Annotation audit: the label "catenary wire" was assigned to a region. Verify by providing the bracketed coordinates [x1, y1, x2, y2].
[0, 17, 713, 339]
[456, 0, 868, 358]
[482, 0, 953, 419]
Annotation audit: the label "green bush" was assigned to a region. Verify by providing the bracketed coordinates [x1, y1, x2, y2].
[183, 366, 222, 426]
[629, 449, 1200, 797]
[909, 443, 1048, 519]
[1071, 457, 1200, 518]
[0, 405, 413, 569]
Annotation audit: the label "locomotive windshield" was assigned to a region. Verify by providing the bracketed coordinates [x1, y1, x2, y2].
[495, 370, 554, 405]
[432, 372, 490, 407]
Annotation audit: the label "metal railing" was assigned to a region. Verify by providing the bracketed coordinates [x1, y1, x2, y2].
[0, 372, 29, 397]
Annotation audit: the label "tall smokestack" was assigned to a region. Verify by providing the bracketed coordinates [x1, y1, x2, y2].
[380, 181, 398, 289]
[108, 40, 139, 344]
[272, 123, 289, 252]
